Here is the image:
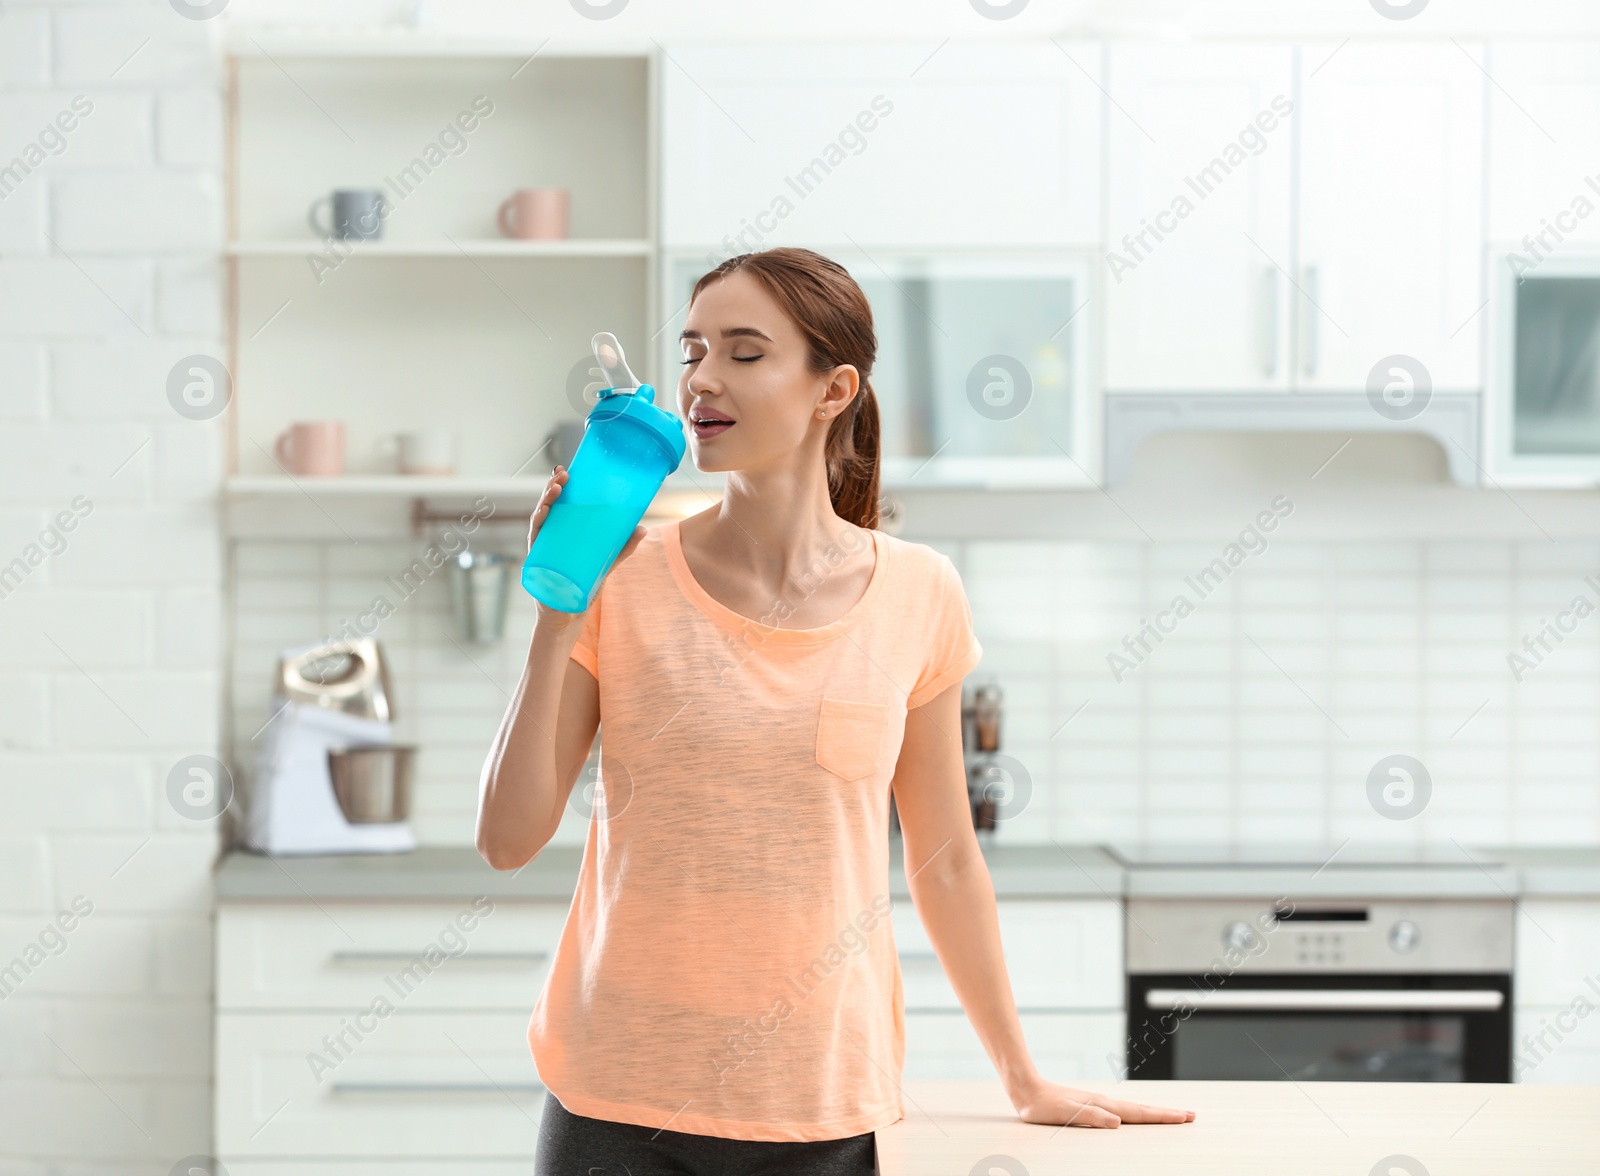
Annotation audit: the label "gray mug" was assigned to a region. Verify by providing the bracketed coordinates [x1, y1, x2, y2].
[308, 188, 387, 241]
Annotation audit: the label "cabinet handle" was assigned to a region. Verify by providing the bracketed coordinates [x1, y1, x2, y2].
[1258, 266, 1279, 378]
[1301, 264, 1320, 379]
[329, 1081, 546, 1096]
[328, 950, 549, 966]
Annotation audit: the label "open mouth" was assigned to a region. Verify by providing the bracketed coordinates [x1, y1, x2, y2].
[691, 412, 735, 439]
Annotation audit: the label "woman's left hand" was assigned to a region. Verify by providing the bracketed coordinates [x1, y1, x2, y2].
[1011, 1079, 1196, 1129]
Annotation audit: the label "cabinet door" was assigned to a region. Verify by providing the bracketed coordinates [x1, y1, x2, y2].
[217, 902, 566, 1011]
[1487, 43, 1600, 250]
[217, 1012, 544, 1158]
[1104, 44, 1295, 392]
[1513, 901, 1600, 1084]
[1296, 42, 1485, 392]
[660, 40, 1101, 249]
[892, 899, 1123, 1010]
[1483, 44, 1600, 483]
[903, 1010, 1123, 1082]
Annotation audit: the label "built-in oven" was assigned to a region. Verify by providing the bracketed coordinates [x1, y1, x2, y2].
[1123, 899, 1514, 1083]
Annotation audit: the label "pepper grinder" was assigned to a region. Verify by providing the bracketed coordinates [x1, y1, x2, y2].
[966, 681, 1003, 835]
[889, 679, 1004, 839]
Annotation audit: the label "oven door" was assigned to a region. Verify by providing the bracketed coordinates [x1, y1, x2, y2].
[1125, 974, 1512, 1082]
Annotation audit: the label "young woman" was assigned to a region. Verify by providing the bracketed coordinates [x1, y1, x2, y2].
[477, 248, 1194, 1174]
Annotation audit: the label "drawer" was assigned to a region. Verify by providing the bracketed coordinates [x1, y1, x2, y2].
[892, 899, 1123, 1011]
[903, 1010, 1124, 1082]
[217, 1012, 544, 1158]
[218, 901, 567, 1010]
[1515, 900, 1600, 1005]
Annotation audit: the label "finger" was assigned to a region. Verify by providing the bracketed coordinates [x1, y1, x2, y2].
[1103, 1099, 1194, 1124]
[1058, 1101, 1119, 1130]
[615, 526, 647, 563]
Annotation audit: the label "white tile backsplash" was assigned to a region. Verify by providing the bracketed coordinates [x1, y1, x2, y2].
[226, 533, 1600, 848]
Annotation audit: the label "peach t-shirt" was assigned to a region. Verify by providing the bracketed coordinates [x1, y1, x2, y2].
[527, 517, 983, 1143]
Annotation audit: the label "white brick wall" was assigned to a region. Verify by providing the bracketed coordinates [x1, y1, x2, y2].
[0, 0, 225, 1168]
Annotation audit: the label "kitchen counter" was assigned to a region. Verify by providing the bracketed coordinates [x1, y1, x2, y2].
[876, 1080, 1600, 1175]
[213, 842, 1600, 902]
[1483, 845, 1600, 896]
[213, 841, 1125, 901]
[1111, 841, 1523, 901]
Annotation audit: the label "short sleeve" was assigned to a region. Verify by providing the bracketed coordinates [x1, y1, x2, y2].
[569, 584, 601, 680]
[906, 553, 983, 710]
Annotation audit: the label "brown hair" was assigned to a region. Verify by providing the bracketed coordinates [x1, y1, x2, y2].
[689, 248, 882, 530]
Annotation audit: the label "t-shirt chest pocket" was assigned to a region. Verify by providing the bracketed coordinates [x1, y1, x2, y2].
[814, 697, 890, 781]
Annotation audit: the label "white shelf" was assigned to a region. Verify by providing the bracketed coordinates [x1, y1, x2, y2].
[227, 239, 653, 259]
[225, 474, 723, 499]
[227, 30, 653, 60]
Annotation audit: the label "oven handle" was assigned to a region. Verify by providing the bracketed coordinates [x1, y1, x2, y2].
[1144, 988, 1504, 1012]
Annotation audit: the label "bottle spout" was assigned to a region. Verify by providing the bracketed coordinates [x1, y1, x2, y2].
[592, 332, 640, 394]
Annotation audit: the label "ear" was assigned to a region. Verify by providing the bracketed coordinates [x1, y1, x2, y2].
[818, 365, 860, 418]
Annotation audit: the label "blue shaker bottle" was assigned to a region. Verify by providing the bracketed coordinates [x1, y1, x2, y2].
[521, 333, 686, 612]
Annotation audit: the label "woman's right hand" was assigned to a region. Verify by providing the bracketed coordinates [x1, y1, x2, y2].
[527, 465, 646, 625]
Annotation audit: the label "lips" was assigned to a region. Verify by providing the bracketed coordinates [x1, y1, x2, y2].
[691, 407, 735, 439]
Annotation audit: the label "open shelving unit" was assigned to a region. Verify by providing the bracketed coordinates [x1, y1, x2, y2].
[223, 34, 662, 515]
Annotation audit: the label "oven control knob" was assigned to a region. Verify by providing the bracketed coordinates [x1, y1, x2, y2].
[1222, 920, 1258, 952]
[1389, 920, 1421, 954]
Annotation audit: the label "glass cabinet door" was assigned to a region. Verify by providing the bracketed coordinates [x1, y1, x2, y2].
[662, 252, 1096, 487]
[1512, 275, 1600, 456]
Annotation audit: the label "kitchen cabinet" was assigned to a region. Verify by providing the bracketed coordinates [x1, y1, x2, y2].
[894, 899, 1125, 1079]
[902, 1011, 1123, 1082]
[660, 250, 1099, 487]
[216, 1012, 545, 1158]
[1105, 42, 1484, 394]
[659, 40, 1102, 249]
[1486, 44, 1600, 249]
[1512, 900, 1600, 1084]
[215, 901, 562, 1165]
[217, 894, 1127, 1161]
[1104, 45, 1295, 392]
[1296, 42, 1484, 392]
[1483, 43, 1600, 484]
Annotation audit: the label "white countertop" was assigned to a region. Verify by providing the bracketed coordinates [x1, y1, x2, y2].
[211, 842, 1600, 901]
[876, 1080, 1600, 1175]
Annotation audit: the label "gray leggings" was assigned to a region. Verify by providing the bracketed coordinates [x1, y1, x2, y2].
[534, 1091, 877, 1175]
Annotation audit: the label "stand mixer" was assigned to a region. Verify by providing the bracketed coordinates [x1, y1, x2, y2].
[244, 636, 417, 855]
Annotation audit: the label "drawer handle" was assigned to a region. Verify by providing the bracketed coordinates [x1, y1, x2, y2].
[329, 1081, 546, 1096]
[328, 950, 549, 966]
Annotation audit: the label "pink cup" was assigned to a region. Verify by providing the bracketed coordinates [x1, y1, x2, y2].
[274, 421, 346, 477]
[497, 188, 570, 240]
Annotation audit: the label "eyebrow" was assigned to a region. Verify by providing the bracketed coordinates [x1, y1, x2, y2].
[678, 326, 774, 342]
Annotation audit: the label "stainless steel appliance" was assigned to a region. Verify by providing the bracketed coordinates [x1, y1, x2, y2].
[1121, 894, 1514, 1083]
[245, 637, 416, 855]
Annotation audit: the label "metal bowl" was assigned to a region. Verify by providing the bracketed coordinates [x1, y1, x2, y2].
[327, 744, 416, 824]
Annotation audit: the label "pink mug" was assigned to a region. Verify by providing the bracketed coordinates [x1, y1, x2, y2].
[497, 188, 569, 240]
[274, 421, 346, 477]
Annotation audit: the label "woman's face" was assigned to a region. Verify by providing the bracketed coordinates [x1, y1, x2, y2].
[677, 270, 855, 474]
